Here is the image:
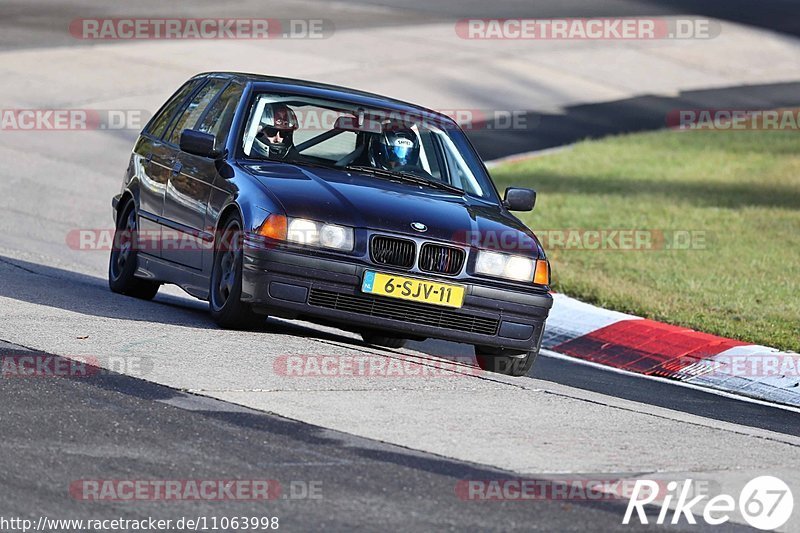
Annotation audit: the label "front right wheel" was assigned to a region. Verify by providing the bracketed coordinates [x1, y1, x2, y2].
[474, 346, 536, 377]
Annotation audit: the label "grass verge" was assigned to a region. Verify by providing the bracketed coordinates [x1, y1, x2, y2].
[491, 129, 800, 352]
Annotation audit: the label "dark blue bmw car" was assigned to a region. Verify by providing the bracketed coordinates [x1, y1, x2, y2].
[110, 72, 552, 375]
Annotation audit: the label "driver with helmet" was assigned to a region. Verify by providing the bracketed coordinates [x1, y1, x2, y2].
[252, 103, 300, 160]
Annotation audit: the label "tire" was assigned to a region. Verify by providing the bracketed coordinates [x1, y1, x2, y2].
[209, 215, 265, 330]
[361, 330, 407, 349]
[474, 346, 536, 377]
[108, 201, 160, 300]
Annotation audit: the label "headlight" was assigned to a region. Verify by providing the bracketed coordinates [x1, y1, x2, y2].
[475, 251, 535, 282]
[319, 224, 352, 249]
[286, 218, 354, 251]
[287, 218, 318, 245]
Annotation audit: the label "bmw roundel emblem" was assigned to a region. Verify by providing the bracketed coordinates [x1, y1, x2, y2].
[411, 222, 427, 232]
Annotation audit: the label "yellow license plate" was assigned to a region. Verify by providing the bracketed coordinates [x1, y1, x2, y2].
[361, 271, 465, 308]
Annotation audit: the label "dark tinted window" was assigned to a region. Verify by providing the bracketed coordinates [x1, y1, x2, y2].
[166, 79, 227, 145]
[196, 83, 242, 151]
[144, 79, 202, 138]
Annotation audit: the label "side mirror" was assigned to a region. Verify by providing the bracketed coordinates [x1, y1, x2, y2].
[180, 129, 220, 158]
[503, 187, 536, 211]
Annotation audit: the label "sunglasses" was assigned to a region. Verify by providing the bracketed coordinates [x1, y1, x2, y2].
[260, 126, 294, 138]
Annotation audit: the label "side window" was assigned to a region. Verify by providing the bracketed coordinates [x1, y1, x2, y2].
[166, 79, 227, 145]
[196, 83, 243, 150]
[144, 79, 202, 138]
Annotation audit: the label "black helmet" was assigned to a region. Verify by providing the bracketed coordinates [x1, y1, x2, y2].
[253, 104, 299, 159]
[369, 123, 420, 170]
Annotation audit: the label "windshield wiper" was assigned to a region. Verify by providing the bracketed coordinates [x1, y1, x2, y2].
[345, 165, 464, 195]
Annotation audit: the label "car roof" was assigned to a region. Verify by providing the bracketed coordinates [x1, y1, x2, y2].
[193, 71, 457, 124]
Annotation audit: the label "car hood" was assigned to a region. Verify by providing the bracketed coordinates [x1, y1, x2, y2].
[242, 162, 544, 257]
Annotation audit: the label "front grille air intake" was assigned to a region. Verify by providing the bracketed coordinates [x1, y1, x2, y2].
[370, 236, 415, 269]
[418, 243, 466, 275]
[308, 289, 499, 336]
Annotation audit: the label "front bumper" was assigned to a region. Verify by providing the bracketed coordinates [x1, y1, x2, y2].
[242, 247, 553, 352]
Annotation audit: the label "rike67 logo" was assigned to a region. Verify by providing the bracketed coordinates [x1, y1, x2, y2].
[624, 476, 793, 530]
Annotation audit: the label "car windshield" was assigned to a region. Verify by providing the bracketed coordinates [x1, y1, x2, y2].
[240, 92, 498, 201]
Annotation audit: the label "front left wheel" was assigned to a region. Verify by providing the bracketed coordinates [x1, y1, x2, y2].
[209, 215, 266, 330]
[474, 346, 536, 377]
[361, 330, 408, 349]
[108, 201, 160, 300]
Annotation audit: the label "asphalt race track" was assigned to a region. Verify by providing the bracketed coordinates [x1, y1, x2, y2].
[7, 338, 753, 532]
[1, 1, 799, 531]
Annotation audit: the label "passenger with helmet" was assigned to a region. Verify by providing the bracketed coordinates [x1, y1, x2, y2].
[252, 103, 300, 160]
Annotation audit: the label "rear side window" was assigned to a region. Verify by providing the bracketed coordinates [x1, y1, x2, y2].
[166, 79, 227, 145]
[196, 83, 243, 150]
[143, 79, 202, 139]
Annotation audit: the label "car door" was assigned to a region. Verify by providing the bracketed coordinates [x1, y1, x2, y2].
[160, 78, 230, 269]
[135, 78, 202, 256]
